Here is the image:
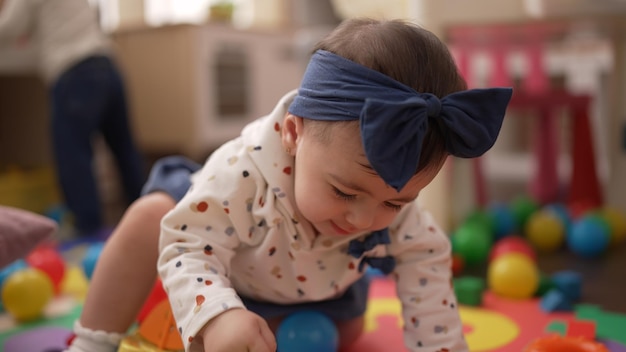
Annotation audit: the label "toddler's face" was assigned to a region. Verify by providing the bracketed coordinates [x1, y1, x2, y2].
[289, 118, 441, 237]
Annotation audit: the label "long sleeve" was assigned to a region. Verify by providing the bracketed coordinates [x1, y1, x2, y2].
[388, 203, 469, 352]
[0, 0, 35, 45]
[158, 138, 266, 351]
[35, 0, 110, 82]
[0, 0, 38, 84]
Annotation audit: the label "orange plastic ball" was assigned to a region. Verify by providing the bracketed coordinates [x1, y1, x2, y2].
[525, 334, 609, 352]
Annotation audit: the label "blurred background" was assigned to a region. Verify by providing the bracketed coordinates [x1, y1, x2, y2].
[1, 0, 625, 234]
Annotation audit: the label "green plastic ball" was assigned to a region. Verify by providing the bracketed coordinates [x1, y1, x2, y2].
[452, 222, 492, 266]
[511, 196, 540, 231]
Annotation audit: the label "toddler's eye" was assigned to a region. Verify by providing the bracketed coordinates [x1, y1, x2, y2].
[384, 202, 403, 212]
[333, 187, 356, 200]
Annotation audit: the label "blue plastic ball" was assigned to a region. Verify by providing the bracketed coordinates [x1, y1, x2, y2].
[365, 266, 385, 278]
[82, 242, 105, 279]
[0, 259, 28, 312]
[44, 204, 68, 224]
[0, 259, 28, 289]
[276, 311, 339, 352]
[488, 202, 517, 240]
[568, 216, 610, 258]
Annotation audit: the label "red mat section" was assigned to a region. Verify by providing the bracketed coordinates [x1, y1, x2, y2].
[348, 277, 603, 352]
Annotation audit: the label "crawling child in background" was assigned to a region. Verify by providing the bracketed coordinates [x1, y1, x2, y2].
[66, 18, 512, 352]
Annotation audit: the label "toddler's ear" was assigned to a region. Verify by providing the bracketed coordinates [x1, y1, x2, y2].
[0, 206, 57, 269]
[281, 113, 303, 155]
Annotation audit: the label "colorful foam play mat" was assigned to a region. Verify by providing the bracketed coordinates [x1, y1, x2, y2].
[2, 271, 626, 352]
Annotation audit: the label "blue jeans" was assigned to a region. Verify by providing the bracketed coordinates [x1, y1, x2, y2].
[50, 56, 145, 234]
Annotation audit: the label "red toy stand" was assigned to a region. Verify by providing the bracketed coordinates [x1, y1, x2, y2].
[505, 90, 603, 208]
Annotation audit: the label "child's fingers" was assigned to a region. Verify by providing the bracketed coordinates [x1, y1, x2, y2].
[258, 322, 277, 352]
[247, 334, 275, 352]
[245, 321, 276, 352]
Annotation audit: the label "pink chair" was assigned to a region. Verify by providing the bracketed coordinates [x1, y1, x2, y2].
[450, 25, 602, 209]
[472, 90, 603, 208]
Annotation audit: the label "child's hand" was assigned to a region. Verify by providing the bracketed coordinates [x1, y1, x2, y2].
[200, 308, 277, 352]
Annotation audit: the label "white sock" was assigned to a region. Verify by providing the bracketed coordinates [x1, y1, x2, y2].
[64, 321, 125, 352]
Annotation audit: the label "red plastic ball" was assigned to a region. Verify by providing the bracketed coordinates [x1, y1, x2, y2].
[25, 246, 66, 294]
[489, 236, 536, 263]
[451, 254, 465, 277]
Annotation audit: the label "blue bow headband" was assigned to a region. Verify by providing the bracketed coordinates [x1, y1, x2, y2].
[288, 50, 513, 191]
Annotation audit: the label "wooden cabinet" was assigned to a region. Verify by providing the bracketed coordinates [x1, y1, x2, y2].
[113, 23, 303, 159]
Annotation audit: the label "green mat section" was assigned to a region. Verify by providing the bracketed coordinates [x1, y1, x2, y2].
[0, 304, 82, 348]
[545, 320, 568, 335]
[575, 304, 626, 345]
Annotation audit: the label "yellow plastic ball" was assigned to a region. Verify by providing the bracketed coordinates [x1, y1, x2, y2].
[488, 253, 539, 299]
[1, 268, 54, 322]
[598, 207, 626, 246]
[59, 265, 89, 302]
[525, 210, 565, 252]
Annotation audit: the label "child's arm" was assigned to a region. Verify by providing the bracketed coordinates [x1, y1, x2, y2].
[159, 199, 249, 350]
[157, 141, 275, 351]
[388, 203, 469, 352]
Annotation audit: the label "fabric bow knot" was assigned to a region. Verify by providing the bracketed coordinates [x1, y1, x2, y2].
[361, 88, 512, 190]
[288, 49, 513, 191]
[359, 256, 396, 274]
[348, 229, 396, 275]
[347, 229, 391, 258]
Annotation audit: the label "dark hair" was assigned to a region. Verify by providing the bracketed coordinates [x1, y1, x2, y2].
[307, 18, 466, 174]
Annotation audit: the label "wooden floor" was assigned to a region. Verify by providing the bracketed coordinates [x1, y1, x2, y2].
[536, 243, 626, 314]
